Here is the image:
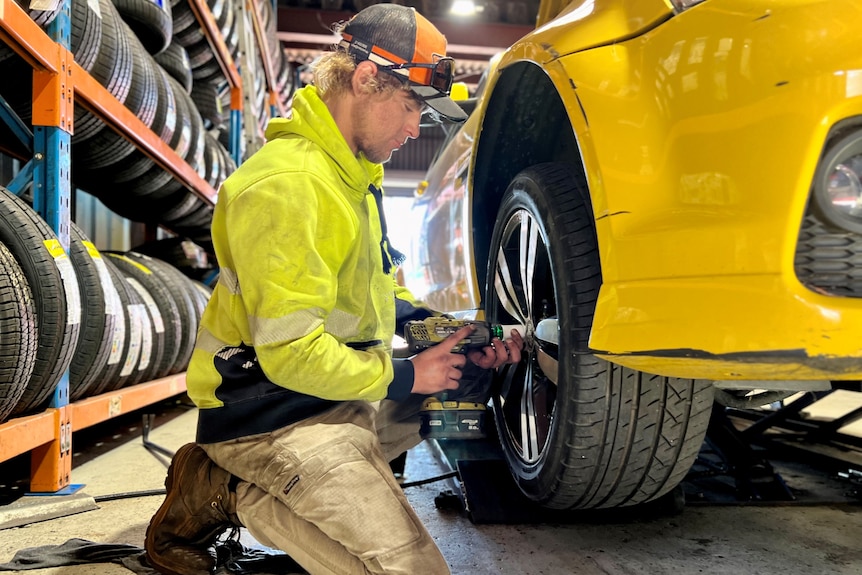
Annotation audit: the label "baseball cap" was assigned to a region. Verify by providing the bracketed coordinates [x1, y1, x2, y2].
[338, 4, 468, 123]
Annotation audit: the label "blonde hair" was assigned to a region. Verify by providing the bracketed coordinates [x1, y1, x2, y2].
[312, 49, 413, 99]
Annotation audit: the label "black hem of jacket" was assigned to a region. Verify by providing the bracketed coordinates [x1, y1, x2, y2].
[196, 388, 337, 444]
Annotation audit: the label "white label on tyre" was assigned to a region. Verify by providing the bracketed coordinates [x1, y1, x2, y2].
[120, 304, 144, 377]
[162, 97, 176, 142]
[175, 121, 192, 160]
[84, 242, 119, 317]
[126, 276, 165, 334]
[137, 300, 153, 373]
[45, 239, 81, 326]
[106, 292, 126, 366]
[29, 0, 61, 11]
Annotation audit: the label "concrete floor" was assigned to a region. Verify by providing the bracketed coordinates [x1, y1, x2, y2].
[1, 401, 861, 575]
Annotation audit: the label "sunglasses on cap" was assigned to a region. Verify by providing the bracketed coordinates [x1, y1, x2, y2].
[376, 57, 455, 96]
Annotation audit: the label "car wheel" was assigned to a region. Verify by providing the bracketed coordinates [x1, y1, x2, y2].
[486, 162, 715, 509]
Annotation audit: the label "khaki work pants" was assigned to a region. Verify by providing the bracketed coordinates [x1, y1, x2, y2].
[202, 396, 450, 575]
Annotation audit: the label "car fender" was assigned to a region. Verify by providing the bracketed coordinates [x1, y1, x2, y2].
[530, 0, 672, 62]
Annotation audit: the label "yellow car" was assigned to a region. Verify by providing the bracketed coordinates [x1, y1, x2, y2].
[402, 0, 862, 510]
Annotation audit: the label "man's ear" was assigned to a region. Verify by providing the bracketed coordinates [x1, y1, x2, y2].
[352, 60, 377, 96]
[352, 60, 379, 96]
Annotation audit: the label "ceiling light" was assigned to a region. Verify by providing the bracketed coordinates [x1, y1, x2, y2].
[450, 0, 477, 16]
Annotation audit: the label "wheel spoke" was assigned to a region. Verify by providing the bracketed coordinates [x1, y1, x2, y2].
[494, 253, 521, 322]
[519, 362, 540, 461]
[494, 215, 529, 323]
[519, 213, 538, 311]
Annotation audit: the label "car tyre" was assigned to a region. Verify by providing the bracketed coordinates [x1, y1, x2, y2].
[486, 162, 715, 509]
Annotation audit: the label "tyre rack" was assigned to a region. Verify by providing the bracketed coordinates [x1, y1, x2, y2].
[0, 0, 283, 493]
[186, 0, 243, 165]
[248, 0, 286, 119]
[239, 0, 286, 156]
[187, 0, 286, 163]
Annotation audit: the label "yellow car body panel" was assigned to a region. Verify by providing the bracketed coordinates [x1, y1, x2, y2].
[549, 1, 862, 379]
[407, 0, 862, 381]
[532, 0, 672, 57]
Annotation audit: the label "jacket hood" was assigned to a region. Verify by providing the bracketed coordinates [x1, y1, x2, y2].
[264, 86, 384, 196]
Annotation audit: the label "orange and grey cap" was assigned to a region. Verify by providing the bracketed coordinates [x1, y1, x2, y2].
[338, 4, 468, 123]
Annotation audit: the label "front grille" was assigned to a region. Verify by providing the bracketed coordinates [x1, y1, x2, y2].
[794, 213, 862, 297]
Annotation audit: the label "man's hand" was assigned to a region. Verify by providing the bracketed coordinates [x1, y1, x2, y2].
[408, 324, 473, 395]
[467, 328, 524, 370]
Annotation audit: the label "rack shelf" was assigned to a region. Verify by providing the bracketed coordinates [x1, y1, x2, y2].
[0, 375, 188, 492]
[0, 375, 187, 462]
[71, 374, 188, 432]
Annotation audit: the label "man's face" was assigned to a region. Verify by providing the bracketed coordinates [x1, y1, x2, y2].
[353, 88, 424, 164]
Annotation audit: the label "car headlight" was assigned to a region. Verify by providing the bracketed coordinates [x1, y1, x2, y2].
[812, 131, 862, 234]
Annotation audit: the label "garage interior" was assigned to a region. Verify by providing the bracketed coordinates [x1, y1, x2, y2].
[1, 0, 862, 574]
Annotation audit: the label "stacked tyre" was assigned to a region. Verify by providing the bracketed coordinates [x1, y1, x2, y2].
[0, 188, 80, 422]
[0, 0, 239, 244]
[0, 187, 211, 424]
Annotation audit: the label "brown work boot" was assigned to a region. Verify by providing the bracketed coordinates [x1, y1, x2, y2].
[145, 443, 241, 575]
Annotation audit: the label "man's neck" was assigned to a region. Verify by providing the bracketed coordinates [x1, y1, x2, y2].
[320, 92, 357, 156]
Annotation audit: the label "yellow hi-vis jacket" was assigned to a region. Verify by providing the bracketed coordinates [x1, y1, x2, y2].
[188, 86, 435, 443]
